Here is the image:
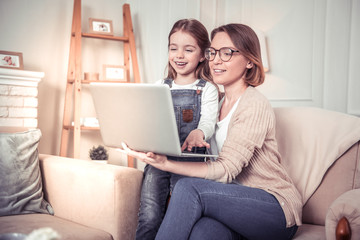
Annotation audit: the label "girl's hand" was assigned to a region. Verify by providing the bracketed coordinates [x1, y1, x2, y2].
[121, 142, 168, 170]
[181, 129, 210, 152]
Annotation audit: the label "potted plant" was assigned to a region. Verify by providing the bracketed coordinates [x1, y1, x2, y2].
[89, 145, 108, 161]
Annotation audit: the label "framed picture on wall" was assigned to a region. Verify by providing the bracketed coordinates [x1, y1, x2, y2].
[89, 18, 113, 35]
[0, 51, 24, 70]
[103, 65, 126, 81]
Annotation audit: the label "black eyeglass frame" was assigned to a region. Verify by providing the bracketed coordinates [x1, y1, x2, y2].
[205, 47, 240, 62]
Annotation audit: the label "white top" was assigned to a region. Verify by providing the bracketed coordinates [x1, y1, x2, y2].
[156, 79, 219, 140]
[209, 97, 241, 156]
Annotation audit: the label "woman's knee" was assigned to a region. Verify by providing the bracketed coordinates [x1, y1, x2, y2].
[189, 217, 239, 240]
[169, 178, 201, 206]
[172, 177, 195, 193]
[172, 177, 207, 197]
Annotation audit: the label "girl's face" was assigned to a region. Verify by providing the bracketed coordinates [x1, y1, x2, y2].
[209, 32, 252, 87]
[168, 30, 204, 81]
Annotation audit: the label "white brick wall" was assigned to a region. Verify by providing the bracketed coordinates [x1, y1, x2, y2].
[10, 86, 38, 97]
[0, 118, 23, 127]
[0, 107, 8, 117]
[8, 107, 37, 118]
[0, 85, 9, 95]
[0, 96, 23, 107]
[0, 69, 43, 128]
[24, 118, 38, 127]
[24, 97, 38, 107]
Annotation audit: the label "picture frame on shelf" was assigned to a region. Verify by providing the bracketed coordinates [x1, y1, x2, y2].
[103, 65, 126, 81]
[89, 18, 113, 35]
[0, 51, 24, 70]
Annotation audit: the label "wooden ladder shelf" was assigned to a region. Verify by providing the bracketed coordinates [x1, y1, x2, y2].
[60, 0, 139, 167]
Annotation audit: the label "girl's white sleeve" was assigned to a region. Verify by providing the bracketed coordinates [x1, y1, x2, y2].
[198, 83, 219, 140]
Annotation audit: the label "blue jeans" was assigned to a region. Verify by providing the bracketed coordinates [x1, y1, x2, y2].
[136, 165, 196, 240]
[155, 178, 298, 240]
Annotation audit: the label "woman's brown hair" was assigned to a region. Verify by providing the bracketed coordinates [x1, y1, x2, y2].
[210, 24, 265, 87]
[166, 19, 212, 82]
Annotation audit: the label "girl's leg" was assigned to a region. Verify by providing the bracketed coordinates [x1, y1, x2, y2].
[155, 178, 298, 240]
[136, 165, 171, 240]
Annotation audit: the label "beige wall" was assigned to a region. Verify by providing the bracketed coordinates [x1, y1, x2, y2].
[1, 0, 359, 168]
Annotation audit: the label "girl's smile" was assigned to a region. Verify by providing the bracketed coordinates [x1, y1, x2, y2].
[174, 61, 187, 67]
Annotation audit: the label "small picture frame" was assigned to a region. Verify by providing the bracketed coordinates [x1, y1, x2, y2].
[0, 51, 24, 70]
[89, 18, 113, 35]
[103, 65, 126, 81]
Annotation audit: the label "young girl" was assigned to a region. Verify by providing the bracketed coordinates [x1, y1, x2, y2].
[135, 19, 219, 240]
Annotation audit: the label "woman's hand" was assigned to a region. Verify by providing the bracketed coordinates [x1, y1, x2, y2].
[121, 142, 168, 170]
[122, 142, 208, 178]
[181, 129, 210, 152]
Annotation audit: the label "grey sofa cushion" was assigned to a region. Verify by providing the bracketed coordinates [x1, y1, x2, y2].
[0, 129, 53, 216]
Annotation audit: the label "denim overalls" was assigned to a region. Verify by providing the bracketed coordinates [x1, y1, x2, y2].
[135, 78, 207, 240]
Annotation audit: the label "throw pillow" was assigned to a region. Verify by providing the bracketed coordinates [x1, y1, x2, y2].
[0, 129, 53, 216]
[274, 107, 360, 204]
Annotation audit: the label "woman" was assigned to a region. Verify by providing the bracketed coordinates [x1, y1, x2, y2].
[123, 23, 302, 240]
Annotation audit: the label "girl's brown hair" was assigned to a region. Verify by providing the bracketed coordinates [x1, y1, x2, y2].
[166, 19, 212, 82]
[210, 24, 265, 87]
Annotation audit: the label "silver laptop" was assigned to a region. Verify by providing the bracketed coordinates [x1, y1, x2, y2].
[88, 83, 218, 158]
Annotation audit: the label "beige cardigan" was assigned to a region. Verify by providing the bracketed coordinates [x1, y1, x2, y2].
[206, 86, 302, 227]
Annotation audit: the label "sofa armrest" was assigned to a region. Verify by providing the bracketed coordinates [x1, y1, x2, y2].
[325, 189, 360, 240]
[39, 154, 143, 240]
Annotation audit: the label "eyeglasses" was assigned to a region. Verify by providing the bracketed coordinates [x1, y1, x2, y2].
[204, 47, 240, 62]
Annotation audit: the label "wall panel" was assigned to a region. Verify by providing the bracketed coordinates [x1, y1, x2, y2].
[323, 0, 352, 112]
[348, 0, 360, 116]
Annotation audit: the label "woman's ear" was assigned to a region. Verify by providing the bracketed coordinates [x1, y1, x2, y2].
[246, 61, 254, 69]
[199, 56, 205, 63]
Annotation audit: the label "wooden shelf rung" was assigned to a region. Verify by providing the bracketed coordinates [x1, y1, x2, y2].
[63, 125, 100, 131]
[81, 33, 129, 41]
[67, 79, 130, 84]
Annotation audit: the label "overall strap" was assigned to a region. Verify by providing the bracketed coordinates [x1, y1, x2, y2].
[164, 78, 173, 88]
[196, 79, 207, 88]
[195, 79, 207, 95]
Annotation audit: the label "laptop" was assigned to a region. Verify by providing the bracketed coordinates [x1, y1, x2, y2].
[88, 83, 218, 158]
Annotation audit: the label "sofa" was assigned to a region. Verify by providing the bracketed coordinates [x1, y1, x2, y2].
[1, 106, 360, 240]
[0, 128, 143, 240]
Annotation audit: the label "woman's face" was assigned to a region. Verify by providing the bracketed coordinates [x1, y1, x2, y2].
[168, 30, 204, 80]
[209, 32, 251, 87]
